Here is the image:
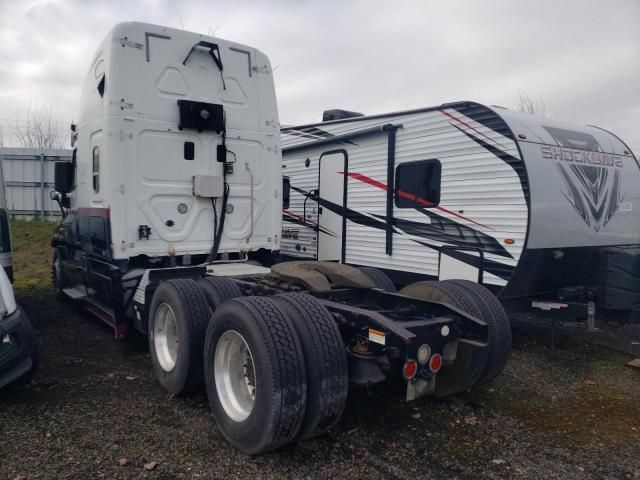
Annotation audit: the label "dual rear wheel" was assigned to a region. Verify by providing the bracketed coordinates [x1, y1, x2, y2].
[204, 294, 348, 454]
[148, 277, 243, 395]
[147, 271, 510, 453]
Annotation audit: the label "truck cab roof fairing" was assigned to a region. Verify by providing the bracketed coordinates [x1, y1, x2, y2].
[71, 22, 282, 261]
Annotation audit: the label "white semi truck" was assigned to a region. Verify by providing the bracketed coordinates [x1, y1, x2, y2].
[51, 22, 511, 454]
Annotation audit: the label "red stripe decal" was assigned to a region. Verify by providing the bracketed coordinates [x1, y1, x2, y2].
[439, 109, 505, 150]
[283, 209, 338, 237]
[340, 171, 491, 229]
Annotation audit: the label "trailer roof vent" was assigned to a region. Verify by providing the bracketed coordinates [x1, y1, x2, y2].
[322, 109, 364, 122]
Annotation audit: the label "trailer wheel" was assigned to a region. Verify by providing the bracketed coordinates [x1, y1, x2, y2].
[359, 267, 397, 292]
[273, 293, 348, 440]
[398, 281, 488, 397]
[203, 296, 307, 454]
[148, 279, 210, 395]
[441, 280, 511, 385]
[198, 277, 243, 312]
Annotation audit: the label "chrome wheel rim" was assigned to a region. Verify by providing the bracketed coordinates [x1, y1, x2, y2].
[154, 303, 179, 372]
[214, 330, 256, 422]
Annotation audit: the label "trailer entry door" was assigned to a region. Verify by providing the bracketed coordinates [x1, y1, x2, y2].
[318, 151, 346, 261]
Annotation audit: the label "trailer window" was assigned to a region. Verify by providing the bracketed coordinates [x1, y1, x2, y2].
[92, 146, 100, 193]
[395, 160, 441, 208]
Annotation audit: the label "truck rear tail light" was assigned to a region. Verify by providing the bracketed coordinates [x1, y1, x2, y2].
[403, 360, 418, 380]
[429, 353, 443, 373]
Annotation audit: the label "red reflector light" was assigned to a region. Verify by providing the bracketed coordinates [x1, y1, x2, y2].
[403, 360, 418, 380]
[429, 354, 442, 373]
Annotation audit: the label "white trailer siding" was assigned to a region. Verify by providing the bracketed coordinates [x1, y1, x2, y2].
[282, 101, 640, 305]
[281, 104, 528, 288]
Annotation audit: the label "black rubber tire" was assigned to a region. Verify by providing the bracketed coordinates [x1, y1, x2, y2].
[359, 266, 397, 292]
[8, 345, 39, 388]
[441, 279, 511, 385]
[272, 292, 348, 440]
[148, 279, 210, 395]
[204, 296, 307, 454]
[51, 251, 67, 300]
[398, 281, 487, 397]
[198, 276, 243, 313]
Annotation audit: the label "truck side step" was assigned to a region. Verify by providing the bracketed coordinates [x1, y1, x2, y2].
[83, 299, 127, 338]
[62, 287, 87, 300]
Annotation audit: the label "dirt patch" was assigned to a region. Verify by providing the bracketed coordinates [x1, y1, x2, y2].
[1, 220, 639, 479]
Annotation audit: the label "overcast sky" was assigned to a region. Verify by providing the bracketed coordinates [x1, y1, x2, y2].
[0, 0, 638, 154]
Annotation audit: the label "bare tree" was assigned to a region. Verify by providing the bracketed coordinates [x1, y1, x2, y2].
[13, 102, 65, 149]
[515, 90, 547, 116]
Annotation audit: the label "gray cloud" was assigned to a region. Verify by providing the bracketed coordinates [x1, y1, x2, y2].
[0, 0, 638, 155]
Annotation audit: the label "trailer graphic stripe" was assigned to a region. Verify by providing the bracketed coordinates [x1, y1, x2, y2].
[449, 105, 516, 144]
[290, 185, 512, 259]
[451, 124, 529, 202]
[374, 214, 511, 258]
[283, 209, 339, 237]
[414, 241, 514, 281]
[439, 109, 507, 150]
[557, 163, 623, 231]
[340, 171, 490, 229]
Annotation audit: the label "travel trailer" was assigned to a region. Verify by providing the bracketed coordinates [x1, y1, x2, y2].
[280, 103, 640, 324]
[51, 23, 511, 454]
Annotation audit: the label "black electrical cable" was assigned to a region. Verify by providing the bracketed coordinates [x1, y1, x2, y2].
[211, 197, 218, 245]
[205, 111, 231, 263]
[212, 183, 230, 257]
[205, 181, 230, 263]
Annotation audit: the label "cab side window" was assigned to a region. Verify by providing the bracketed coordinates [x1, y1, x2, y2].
[92, 146, 100, 194]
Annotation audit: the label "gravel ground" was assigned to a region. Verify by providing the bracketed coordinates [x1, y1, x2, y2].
[1, 285, 638, 480]
[1, 222, 639, 479]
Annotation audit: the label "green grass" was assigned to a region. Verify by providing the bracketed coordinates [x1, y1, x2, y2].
[595, 359, 617, 369]
[10, 219, 56, 296]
